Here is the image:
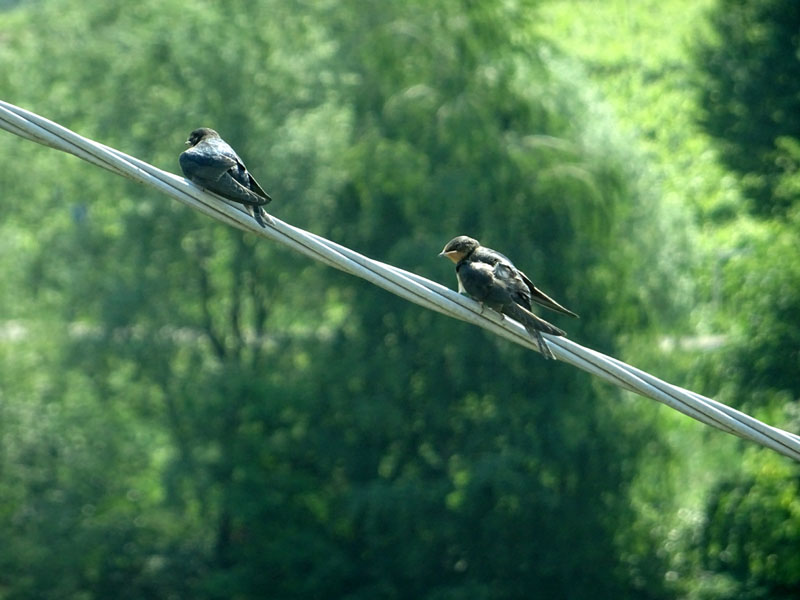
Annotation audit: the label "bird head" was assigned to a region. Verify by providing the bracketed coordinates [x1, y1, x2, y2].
[439, 236, 480, 264]
[185, 127, 220, 147]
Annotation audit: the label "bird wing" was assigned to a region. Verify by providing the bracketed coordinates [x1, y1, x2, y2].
[489, 262, 567, 336]
[474, 246, 578, 318]
[179, 145, 237, 182]
[244, 172, 271, 201]
[214, 141, 272, 203]
[518, 271, 579, 318]
[457, 260, 496, 303]
[229, 163, 271, 202]
[211, 172, 271, 207]
[491, 261, 536, 312]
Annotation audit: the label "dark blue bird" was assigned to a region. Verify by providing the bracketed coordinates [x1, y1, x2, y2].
[179, 127, 272, 227]
[440, 236, 577, 360]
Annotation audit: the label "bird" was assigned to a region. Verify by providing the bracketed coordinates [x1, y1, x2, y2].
[439, 235, 578, 360]
[179, 127, 272, 227]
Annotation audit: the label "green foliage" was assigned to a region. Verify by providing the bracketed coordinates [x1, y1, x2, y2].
[0, 0, 770, 599]
[673, 451, 800, 600]
[693, 0, 800, 215]
[541, 2, 800, 599]
[702, 219, 800, 401]
[686, 2, 800, 598]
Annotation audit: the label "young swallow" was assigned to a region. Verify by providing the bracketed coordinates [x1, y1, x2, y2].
[179, 127, 272, 227]
[439, 236, 578, 359]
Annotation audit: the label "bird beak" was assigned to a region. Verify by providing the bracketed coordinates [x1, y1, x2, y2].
[439, 250, 461, 263]
[184, 140, 192, 146]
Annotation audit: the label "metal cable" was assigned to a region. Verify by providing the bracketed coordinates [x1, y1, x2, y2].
[1, 99, 798, 461]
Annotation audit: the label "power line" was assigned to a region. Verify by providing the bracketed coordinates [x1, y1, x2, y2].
[2, 99, 799, 462]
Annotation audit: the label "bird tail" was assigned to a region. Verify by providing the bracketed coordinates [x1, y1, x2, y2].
[504, 303, 565, 360]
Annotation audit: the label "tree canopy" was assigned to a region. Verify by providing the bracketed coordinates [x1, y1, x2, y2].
[0, 0, 798, 598]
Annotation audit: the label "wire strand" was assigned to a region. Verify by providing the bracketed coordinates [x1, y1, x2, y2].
[1, 99, 798, 462]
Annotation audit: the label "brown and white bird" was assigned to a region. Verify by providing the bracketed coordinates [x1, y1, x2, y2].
[439, 235, 577, 359]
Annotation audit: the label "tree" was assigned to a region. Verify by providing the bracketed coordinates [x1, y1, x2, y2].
[694, 0, 800, 215]
[0, 0, 682, 597]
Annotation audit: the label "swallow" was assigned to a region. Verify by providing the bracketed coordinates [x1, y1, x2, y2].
[439, 236, 578, 359]
[179, 127, 272, 227]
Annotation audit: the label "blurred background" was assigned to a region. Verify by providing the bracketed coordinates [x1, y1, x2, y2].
[0, 0, 798, 598]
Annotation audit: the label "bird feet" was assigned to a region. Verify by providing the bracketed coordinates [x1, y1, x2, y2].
[535, 331, 556, 360]
[254, 207, 274, 227]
